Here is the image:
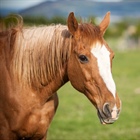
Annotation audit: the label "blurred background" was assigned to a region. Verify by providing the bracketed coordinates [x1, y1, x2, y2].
[0, 0, 140, 139]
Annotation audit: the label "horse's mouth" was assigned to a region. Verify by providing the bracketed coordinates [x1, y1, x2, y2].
[97, 110, 118, 125]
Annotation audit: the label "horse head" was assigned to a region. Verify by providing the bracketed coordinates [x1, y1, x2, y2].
[67, 12, 121, 124]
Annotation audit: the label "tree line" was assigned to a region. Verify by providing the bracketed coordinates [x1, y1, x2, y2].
[0, 15, 140, 41]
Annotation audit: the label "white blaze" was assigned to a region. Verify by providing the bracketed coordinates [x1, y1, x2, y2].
[91, 42, 116, 98]
[111, 104, 118, 119]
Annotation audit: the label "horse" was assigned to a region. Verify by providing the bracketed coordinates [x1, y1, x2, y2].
[0, 12, 121, 140]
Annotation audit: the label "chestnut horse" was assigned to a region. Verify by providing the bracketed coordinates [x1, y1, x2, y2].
[0, 12, 121, 140]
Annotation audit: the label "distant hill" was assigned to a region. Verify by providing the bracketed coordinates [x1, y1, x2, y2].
[0, 8, 19, 17]
[19, 0, 140, 18]
[1, 0, 140, 21]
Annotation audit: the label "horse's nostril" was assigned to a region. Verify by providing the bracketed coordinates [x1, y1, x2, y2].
[117, 109, 121, 115]
[103, 103, 112, 118]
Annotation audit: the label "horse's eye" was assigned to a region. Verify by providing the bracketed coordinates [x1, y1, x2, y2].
[79, 55, 89, 63]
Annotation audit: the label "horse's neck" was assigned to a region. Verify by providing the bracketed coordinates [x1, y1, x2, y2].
[0, 30, 16, 70]
[39, 65, 69, 101]
[11, 25, 71, 100]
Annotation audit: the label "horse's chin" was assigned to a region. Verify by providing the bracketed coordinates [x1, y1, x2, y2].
[97, 110, 117, 125]
[97, 111, 107, 125]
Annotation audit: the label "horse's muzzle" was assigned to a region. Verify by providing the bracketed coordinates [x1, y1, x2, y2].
[97, 103, 121, 124]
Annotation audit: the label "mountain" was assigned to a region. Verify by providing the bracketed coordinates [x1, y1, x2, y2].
[0, 8, 19, 17]
[1, 0, 140, 20]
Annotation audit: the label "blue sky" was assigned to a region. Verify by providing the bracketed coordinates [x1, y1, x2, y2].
[0, 0, 46, 9]
[0, 0, 123, 10]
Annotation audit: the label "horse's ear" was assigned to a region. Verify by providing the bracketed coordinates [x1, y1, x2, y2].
[99, 12, 110, 35]
[67, 12, 78, 36]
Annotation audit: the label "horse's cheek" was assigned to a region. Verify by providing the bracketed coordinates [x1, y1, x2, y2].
[67, 58, 84, 93]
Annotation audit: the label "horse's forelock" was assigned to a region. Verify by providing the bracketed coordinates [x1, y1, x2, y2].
[78, 23, 101, 44]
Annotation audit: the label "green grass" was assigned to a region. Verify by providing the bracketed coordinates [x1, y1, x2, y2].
[47, 49, 140, 140]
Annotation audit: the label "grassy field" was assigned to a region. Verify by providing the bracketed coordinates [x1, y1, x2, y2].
[47, 49, 140, 140]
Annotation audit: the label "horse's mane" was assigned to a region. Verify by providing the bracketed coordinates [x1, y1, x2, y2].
[1, 15, 101, 88]
[11, 24, 71, 87]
